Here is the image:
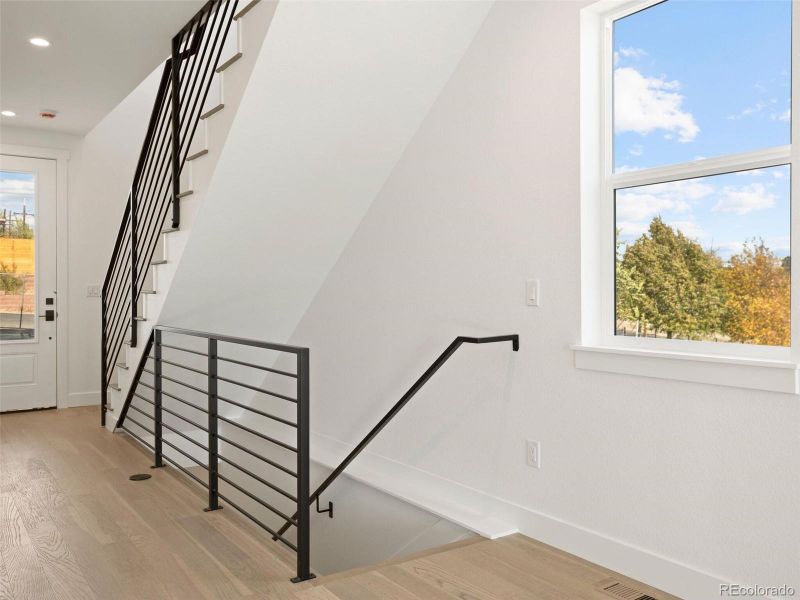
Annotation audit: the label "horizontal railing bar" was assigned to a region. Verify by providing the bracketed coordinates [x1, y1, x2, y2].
[138, 381, 156, 391]
[161, 420, 209, 452]
[160, 343, 208, 357]
[161, 405, 209, 432]
[217, 394, 298, 428]
[162, 436, 209, 470]
[143, 368, 154, 375]
[153, 356, 208, 377]
[217, 473, 298, 525]
[161, 453, 209, 489]
[217, 454, 298, 502]
[217, 355, 298, 379]
[217, 433, 298, 478]
[216, 492, 298, 551]
[125, 415, 156, 437]
[161, 389, 208, 414]
[216, 376, 297, 403]
[217, 416, 297, 453]
[129, 404, 154, 421]
[133, 392, 155, 405]
[156, 325, 309, 354]
[121, 426, 155, 451]
[160, 373, 208, 396]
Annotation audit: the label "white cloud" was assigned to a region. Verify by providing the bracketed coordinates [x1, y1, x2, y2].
[771, 109, 790, 122]
[617, 220, 649, 237]
[616, 179, 712, 222]
[646, 179, 714, 201]
[0, 178, 34, 196]
[628, 144, 644, 157]
[727, 100, 769, 120]
[734, 169, 765, 177]
[669, 220, 705, 240]
[712, 183, 776, 216]
[619, 47, 647, 59]
[614, 67, 699, 143]
[616, 193, 687, 222]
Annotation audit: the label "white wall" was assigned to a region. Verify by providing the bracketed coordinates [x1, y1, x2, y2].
[157, 1, 800, 598]
[1, 64, 163, 406]
[158, 0, 494, 334]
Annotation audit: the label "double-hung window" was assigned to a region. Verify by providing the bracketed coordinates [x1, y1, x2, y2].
[577, 0, 799, 392]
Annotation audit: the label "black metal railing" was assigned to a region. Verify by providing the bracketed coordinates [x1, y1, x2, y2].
[101, 0, 240, 426]
[116, 325, 314, 583]
[272, 334, 519, 540]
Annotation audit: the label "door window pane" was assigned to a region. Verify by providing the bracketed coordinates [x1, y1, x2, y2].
[613, 0, 791, 172]
[615, 165, 790, 346]
[0, 171, 36, 341]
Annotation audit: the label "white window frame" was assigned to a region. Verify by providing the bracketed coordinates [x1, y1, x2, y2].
[575, 0, 800, 393]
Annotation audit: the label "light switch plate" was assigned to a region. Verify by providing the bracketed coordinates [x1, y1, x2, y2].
[526, 279, 540, 306]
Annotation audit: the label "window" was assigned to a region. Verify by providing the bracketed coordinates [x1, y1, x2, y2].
[577, 0, 799, 391]
[0, 171, 36, 341]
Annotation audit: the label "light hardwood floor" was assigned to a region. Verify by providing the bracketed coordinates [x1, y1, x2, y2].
[0, 407, 680, 599]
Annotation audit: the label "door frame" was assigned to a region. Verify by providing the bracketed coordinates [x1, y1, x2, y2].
[1, 144, 69, 408]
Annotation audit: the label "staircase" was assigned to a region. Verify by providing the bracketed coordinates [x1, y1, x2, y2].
[101, 0, 274, 429]
[101, 0, 522, 586]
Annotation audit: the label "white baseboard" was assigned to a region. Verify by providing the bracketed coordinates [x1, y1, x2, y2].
[311, 431, 731, 600]
[62, 391, 100, 408]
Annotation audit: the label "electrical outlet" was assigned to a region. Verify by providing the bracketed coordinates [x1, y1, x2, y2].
[526, 440, 541, 469]
[87, 284, 101, 298]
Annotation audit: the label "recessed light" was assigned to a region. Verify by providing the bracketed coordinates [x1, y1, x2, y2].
[1, 110, 16, 117]
[29, 37, 50, 47]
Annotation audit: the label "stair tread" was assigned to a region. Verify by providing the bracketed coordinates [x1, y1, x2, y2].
[133, 316, 147, 321]
[151, 259, 168, 265]
[187, 148, 208, 161]
[116, 362, 129, 370]
[176, 190, 193, 199]
[234, 0, 259, 20]
[162, 227, 179, 234]
[109, 383, 121, 391]
[216, 52, 242, 73]
[141, 289, 157, 294]
[200, 104, 224, 120]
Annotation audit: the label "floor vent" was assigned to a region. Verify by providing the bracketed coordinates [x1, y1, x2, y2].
[600, 580, 659, 600]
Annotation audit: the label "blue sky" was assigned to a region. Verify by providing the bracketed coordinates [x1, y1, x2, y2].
[613, 0, 791, 260]
[0, 171, 36, 227]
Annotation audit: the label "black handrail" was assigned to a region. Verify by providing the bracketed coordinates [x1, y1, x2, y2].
[272, 334, 519, 540]
[116, 325, 314, 583]
[100, 0, 239, 426]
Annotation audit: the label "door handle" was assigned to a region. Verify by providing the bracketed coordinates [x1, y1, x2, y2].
[38, 310, 55, 321]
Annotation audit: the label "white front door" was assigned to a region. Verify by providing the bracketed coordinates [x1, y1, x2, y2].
[0, 155, 58, 411]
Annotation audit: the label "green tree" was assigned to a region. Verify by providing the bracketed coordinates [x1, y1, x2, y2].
[619, 217, 726, 339]
[0, 261, 23, 295]
[616, 236, 647, 335]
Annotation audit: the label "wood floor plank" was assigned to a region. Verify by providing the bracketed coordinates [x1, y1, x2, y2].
[25, 519, 97, 600]
[0, 406, 681, 600]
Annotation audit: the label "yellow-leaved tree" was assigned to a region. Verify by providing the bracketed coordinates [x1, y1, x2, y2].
[723, 242, 790, 347]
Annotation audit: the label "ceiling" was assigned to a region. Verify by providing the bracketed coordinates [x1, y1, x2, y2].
[0, 0, 205, 135]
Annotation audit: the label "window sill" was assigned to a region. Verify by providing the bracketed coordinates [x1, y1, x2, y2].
[571, 345, 799, 394]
